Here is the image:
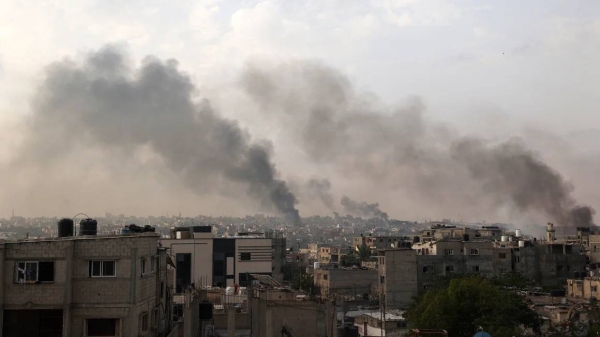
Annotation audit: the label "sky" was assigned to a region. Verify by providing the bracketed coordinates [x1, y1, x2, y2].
[0, 0, 599, 222]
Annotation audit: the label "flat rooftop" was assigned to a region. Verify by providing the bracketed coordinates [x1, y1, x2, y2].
[0, 232, 160, 244]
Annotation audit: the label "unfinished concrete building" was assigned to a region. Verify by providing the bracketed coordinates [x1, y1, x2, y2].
[0, 226, 170, 337]
[379, 237, 587, 309]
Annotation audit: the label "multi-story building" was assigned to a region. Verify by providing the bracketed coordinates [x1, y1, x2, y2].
[317, 246, 350, 265]
[313, 268, 378, 298]
[161, 226, 286, 295]
[0, 230, 170, 337]
[380, 238, 587, 309]
[354, 312, 408, 337]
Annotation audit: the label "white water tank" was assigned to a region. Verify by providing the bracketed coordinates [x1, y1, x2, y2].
[515, 229, 522, 237]
[314, 262, 320, 270]
[518, 240, 525, 248]
[501, 235, 508, 242]
[508, 236, 513, 242]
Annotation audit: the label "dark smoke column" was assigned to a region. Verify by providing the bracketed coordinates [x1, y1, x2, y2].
[23, 46, 301, 224]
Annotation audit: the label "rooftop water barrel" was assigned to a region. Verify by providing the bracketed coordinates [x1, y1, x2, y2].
[515, 229, 522, 237]
[58, 218, 74, 237]
[143, 225, 156, 233]
[518, 240, 525, 248]
[79, 219, 98, 236]
[501, 235, 508, 242]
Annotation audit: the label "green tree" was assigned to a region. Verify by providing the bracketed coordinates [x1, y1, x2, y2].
[357, 244, 372, 261]
[291, 270, 314, 293]
[491, 271, 535, 290]
[406, 275, 542, 337]
[341, 252, 360, 267]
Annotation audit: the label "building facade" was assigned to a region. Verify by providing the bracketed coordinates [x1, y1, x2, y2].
[379, 239, 587, 309]
[0, 233, 169, 337]
[313, 268, 378, 298]
[161, 226, 286, 295]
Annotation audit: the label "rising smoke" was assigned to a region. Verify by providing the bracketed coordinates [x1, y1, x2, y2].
[15, 47, 301, 224]
[240, 60, 595, 226]
[306, 178, 335, 210]
[341, 196, 389, 220]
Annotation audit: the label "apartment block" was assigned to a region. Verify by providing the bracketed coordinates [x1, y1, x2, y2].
[161, 226, 286, 296]
[379, 239, 587, 309]
[0, 232, 170, 337]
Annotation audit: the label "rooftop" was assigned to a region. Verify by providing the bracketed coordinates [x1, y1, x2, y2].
[0, 232, 159, 244]
[363, 312, 405, 321]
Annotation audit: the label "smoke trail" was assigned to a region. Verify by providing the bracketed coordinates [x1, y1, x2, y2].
[17, 47, 301, 224]
[240, 60, 595, 225]
[306, 178, 334, 210]
[341, 196, 389, 220]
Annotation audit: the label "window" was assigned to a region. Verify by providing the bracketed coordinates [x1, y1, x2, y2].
[141, 258, 147, 275]
[499, 253, 507, 259]
[323, 274, 328, 280]
[240, 252, 251, 261]
[592, 286, 598, 292]
[87, 318, 119, 336]
[16, 261, 55, 283]
[470, 249, 479, 255]
[151, 256, 157, 273]
[152, 308, 159, 329]
[140, 312, 149, 332]
[557, 265, 563, 272]
[380, 275, 385, 284]
[444, 249, 454, 256]
[515, 256, 520, 263]
[160, 282, 164, 298]
[422, 265, 434, 274]
[472, 265, 480, 272]
[397, 322, 407, 328]
[445, 265, 454, 273]
[423, 284, 433, 290]
[499, 269, 507, 275]
[89, 260, 116, 277]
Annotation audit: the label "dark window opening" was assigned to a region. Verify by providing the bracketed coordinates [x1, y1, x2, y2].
[176, 253, 191, 293]
[87, 318, 118, 336]
[89, 260, 116, 277]
[38, 262, 55, 282]
[240, 252, 251, 261]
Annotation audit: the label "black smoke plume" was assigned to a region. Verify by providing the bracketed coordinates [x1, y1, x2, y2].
[306, 178, 334, 210]
[19, 47, 301, 224]
[341, 196, 389, 220]
[241, 60, 595, 226]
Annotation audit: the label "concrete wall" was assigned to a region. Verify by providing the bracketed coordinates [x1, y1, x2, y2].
[249, 297, 334, 337]
[314, 269, 377, 297]
[236, 238, 273, 284]
[162, 237, 214, 290]
[1, 234, 169, 337]
[380, 249, 418, 309]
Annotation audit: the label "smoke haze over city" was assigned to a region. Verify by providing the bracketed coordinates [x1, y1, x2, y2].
[0, 1, 599, 227]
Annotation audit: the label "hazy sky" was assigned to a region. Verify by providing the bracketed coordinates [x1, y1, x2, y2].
[0, 0, 599, 221]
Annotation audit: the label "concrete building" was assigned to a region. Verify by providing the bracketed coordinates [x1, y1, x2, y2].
[248, 286, 336, 337]
[567, 277, 600, 301]
[161, 226, 286, 295]
[313, 268, 378, 298]
[354, 312, 408, 337]
[317, 246, 350, 265]
[0, 232, 170, 337]
[380, 238, 587, 309]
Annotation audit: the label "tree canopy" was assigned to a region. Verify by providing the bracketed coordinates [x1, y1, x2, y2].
[406, 275, 542, 337]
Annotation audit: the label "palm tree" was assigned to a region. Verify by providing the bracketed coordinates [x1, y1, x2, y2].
[357, 244, 372, 261]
